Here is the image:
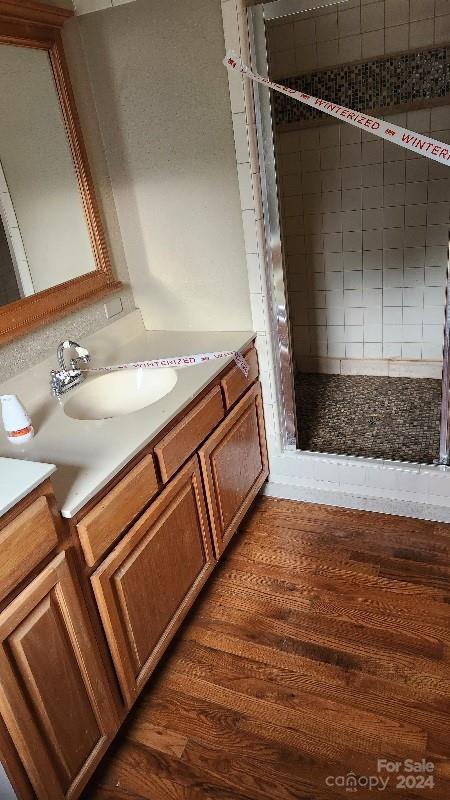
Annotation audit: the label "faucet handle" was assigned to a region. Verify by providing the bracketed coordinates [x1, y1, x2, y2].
[57, 340, 90, 371]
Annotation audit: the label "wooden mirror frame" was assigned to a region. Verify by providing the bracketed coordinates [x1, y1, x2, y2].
[0, 0, 121, 344]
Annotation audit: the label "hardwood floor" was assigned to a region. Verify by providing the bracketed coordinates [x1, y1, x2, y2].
[85, 497, 450, 799]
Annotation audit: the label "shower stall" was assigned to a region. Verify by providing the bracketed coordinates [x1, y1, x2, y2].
[247, 0, 450, 468]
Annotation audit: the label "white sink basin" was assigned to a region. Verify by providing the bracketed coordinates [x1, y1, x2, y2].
[63, 368, 178, 420]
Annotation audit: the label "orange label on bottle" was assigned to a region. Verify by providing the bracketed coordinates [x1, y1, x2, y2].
[8, 426, 32, 438]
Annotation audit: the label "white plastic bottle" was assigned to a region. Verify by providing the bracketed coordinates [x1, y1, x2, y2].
[0, 395, 34, 445]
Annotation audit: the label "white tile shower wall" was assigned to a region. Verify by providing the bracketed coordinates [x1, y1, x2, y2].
[267, 0, 448, 78]
[278, 107, 450, 369]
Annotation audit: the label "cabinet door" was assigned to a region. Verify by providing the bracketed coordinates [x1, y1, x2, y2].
[91, 456, 215, 707]
[199, 382, 269, 557]
[0, 552, 118, 800]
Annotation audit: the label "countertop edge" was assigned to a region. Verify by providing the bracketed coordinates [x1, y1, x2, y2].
[0, 462, 56, 519]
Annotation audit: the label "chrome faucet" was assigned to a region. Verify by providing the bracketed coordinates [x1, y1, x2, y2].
[50, 340, 90, 398]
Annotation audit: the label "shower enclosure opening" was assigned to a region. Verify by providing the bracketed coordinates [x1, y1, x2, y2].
[249, 0, 450, 466]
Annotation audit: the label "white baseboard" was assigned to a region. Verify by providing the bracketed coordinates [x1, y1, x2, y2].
[264, 442, 450, 523]
[297, 356, 442, 379]
[263, 479, 450, 524]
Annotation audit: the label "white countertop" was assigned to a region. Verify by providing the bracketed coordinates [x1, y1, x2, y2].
[0, 457, 56, 518]
[0, 312, 254, 518]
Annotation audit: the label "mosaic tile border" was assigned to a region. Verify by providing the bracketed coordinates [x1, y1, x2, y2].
[273, 47, 450, 125]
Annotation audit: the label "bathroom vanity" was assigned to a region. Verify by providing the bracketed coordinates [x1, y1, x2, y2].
[0, 334, 268, 800]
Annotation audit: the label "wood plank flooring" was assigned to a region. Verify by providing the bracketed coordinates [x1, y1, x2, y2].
[84, 497, 450, 800]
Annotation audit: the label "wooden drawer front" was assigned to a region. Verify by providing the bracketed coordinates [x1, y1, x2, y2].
[155, 386, 225, 483]
[199, 382, 268, 558]
[0, 553, 118, 800]
[91, 457, 215, 707]
[221, 346, 259, 409]
[77, 455, 158, 567]
[0, 496, 58, 603]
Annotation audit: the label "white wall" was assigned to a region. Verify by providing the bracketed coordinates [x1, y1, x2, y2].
[77, 0, 252, 332]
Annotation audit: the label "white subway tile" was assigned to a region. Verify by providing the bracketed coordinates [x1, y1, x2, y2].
[403, 287, 424, 306]
[364, 249, 383, 268]
[423, 304, 445, 325]
[406, 159, 429, 182]
[404, 226, 426, 248]
[327, 324, 346, 343]
[365, 306, 383, 324]
[385, 0, 409, 26]
[384, 161, 406, 185]
[384, 307, 403, 324]
[423, 324, 444, 342]
[384, 288, 403, 305]
[344, 289, 363, 307]
[383, 324, 403, 341]
[404, 267, 425, 287]
[339, 34, 362, 62]
[363, 288, 383, 306]
[404, 247, 426, 268]
[364, 269, 383, 289]
[383, 342, 402, 358]
[364, 324, 383, 342]
[425, 246, 448, 266]
[409, 18, 434, 48]
[344, 251, 364, 269]
[363, 208, 383, 230]
[362, 29, 385, 57]
[363, 343, 383, 359]
[385, 23, 409, 52]
[342, 188, 362, 211]
[364, 229, 383, 249]
[425, 266, 446, 286]
[422, 342, 444, 360]
[383, 248, 404, 268]
[344, 271, 363, 290]
[403, 306, 424, 324]
[384, 268, 404, 288]
[424, 287, 444, 306]
[345, 343, 364, 358]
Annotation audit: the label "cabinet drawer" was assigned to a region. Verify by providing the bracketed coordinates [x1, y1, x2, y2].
[199, 382, 268, 558]
[77, 455, 158, 567]
[0, 496, 58, 603]
[221, 346, 259, 409]
[91, 457, 215, 706]
[155, 386, 225, 483]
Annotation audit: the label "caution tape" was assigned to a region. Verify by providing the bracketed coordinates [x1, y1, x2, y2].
[78, 350, 250, 378]
[224, 51, 450, 167]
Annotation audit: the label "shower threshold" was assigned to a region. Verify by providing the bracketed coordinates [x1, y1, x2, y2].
[295, 372, 442, 466]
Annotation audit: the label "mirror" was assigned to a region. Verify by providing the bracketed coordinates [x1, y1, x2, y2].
[0, 1, 119, 342]
[0, 45, 96, 306]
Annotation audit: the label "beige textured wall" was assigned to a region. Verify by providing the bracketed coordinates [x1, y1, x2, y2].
[77, 0, 251, 332]
[0, 13, 135, 383]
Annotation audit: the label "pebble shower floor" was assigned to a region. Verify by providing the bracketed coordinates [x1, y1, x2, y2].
[295, 372, 442, 464]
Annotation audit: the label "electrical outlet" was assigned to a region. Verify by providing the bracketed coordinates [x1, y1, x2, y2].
[104, 296, 123, 319]
[74, 0, 135, 14]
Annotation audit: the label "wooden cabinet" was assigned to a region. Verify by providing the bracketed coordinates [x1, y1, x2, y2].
[0, 552, 118, 800]
[91, 456, 215, 707]
[199, 381, 268, 557]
